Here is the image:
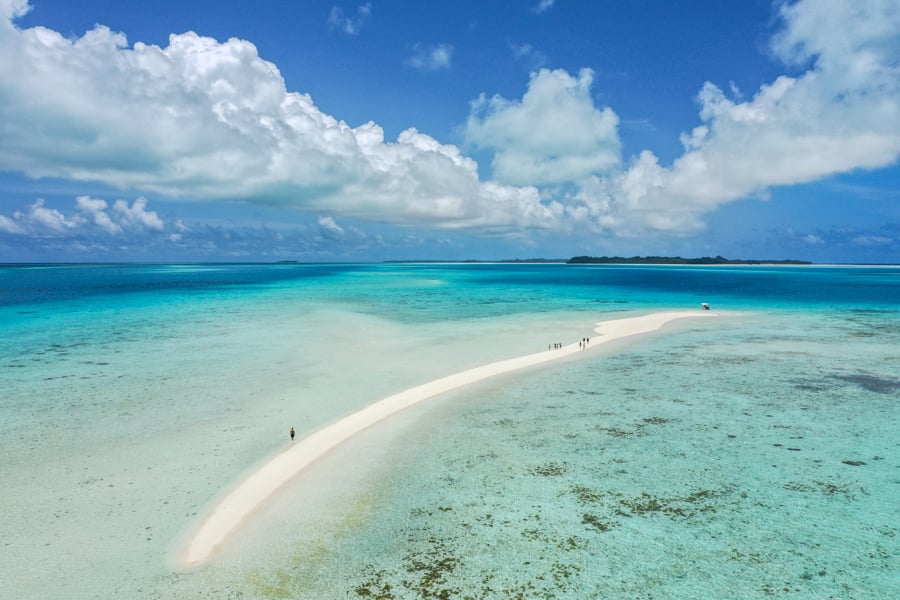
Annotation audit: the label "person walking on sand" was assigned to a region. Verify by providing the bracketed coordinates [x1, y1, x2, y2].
[290, 426, 295, 441]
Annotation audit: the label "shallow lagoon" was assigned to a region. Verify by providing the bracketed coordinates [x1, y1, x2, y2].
[1, 264, 897, 598]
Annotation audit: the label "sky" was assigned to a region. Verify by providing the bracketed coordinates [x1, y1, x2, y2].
[0, 0, 898, 263]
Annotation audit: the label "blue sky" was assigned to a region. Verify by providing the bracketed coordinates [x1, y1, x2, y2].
[1, 0, 898, 263]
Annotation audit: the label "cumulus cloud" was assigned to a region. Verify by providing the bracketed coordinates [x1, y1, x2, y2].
[113, 197, 165, 231]
[0, 194, 476, 260]
[564, 0, 900, 235]
[803, 234, 823, 245]
[465, 1, 900, 236]
[317, 215, 344, 235]
[852, 234, 893, 247]
[76, 196, 121, 234]
[13, 199, 83, 235]
[407, 43, 454, 72]
[0, 0, 898, 249]
[509, 42, 548, 70]
[0, 5, 555, 235]
[465, 68, 622, 186]
[0, 213, 24, 234]
[533, 0, 556, 14]
[786, 224, 899, 259]
[2, 196, 164, 238]
[328, 3, 372, 35]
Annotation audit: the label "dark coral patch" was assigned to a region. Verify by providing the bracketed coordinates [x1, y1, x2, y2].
[833, 373, 900, 394]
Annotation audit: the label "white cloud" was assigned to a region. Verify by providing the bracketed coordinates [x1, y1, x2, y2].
[317, 215, 344, 235]
[0, 0, 898, 248]
[113, 197, 165, 231]
[509, 42, 548, 69]
[13, 199, 84, 235]
[0, 7, 555, 235]
[852, 234, 893, 247]
[76, 195, 122, 234]
[803, 234, 823, 245]
[560, 0, 900, 236]
[328, 3, 372, 35]
[0, 194, 518, 260]
[2, 196, 164, 238]
[464, 68, 622, 186]
[0, 214, 24, 234]
[407, 43, 454, 72]
[0, 0, 28, 20]
[533, 0, 556, 14]
[472, 1, 900, 237]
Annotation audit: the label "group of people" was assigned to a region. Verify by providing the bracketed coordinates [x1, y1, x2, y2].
[549, 337, 592, 351]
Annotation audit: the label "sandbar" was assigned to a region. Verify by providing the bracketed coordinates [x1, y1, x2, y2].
[178, 310, 716, 567]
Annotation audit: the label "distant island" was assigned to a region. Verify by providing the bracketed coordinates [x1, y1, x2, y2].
[567, 255, 811, 265]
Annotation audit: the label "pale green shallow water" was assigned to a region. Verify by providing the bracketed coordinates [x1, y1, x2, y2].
[1, 264, 897, 599]
[184, 312, 897, 600]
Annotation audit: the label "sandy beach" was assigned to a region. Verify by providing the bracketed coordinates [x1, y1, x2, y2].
[178, 310, 716, 568]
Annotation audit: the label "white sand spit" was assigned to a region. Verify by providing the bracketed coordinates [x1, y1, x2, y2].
[178, 310, 715, 567]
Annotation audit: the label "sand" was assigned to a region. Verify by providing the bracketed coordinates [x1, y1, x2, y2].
[178, 310, 716, 568]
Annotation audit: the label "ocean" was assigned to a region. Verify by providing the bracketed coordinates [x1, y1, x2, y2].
[1, 263, 897, 599]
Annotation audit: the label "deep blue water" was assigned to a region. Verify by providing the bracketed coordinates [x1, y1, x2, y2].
[2, 262, 897, 316]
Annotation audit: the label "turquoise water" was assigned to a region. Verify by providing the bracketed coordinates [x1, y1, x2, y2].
[1, 264, 897, 598]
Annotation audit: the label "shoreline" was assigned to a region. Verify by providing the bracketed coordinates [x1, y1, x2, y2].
[177, 310, 718, 568]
